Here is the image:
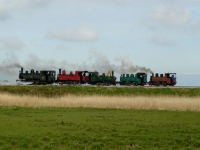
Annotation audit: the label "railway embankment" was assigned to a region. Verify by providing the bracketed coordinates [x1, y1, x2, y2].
[0, 85, 200, 97]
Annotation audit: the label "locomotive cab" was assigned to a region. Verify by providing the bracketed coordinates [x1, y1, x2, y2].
[136, 73, 147, 85]
[40, 70, 56, 83]
[166, 73, 176, 86]
[87, 71, 99, 84]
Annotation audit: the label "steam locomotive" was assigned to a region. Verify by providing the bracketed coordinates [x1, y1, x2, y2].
[17, 68, 177, 86]
[149, 73, 177, 86]
[18, 68, 55, 84]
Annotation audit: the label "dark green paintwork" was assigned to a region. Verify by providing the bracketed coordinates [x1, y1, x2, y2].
[19, 69, 56, 84]
[87, 72, 116, 85]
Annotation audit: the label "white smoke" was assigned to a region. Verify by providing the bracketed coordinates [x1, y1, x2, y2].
[0, 51, 153, 81]
[20, 52, 153, 75]
[86, 51, 153, 74]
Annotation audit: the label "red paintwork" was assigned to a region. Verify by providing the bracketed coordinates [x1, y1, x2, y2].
[57, 70, 88, 83]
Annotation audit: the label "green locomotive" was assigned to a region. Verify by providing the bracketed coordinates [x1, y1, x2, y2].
[18, 68, 56, 84]
[119, 73, 147, 86]
[87, 71, 116, 85]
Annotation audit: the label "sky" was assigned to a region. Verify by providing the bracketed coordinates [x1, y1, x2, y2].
[0, 0, 200, 86]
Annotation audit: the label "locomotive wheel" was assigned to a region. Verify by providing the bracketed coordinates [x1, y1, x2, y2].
[155, 82, 160, 86]
[107, 82, 110, 86]
[163, 82, 167, 86]
[133, 82, 137, 86]
[35, 80, 40, 85]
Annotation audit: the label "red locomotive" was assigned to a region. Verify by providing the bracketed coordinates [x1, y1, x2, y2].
[57, 69, 88, 85]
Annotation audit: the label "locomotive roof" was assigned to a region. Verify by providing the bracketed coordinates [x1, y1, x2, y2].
[137, 72, 146, 74]
[40, 70, 56, 72]
[75, 71, 88, 72]
[88, 71, 98, 73]
[152, 73, 176, 74]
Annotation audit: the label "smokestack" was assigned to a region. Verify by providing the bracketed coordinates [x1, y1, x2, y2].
[21, 68, 23, 73]
[59, 69, 61, 74]
[156, 73, 158, 77]
[112, 71, 114, 76]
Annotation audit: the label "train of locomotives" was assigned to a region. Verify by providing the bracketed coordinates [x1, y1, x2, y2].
[17, 68, 177, 86]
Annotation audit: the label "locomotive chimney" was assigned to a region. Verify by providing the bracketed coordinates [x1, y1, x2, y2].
[59, 69, 61, 75]
[155, 73, 158, 77]
[112, 71, 114, 76]
[150, 73, 154, 81]
[21, 68, 23, 73]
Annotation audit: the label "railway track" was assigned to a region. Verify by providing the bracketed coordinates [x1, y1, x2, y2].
[2, 83, 200, 88]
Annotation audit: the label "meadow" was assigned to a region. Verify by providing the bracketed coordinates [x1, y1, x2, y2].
[0, 85, 200, 97]
[1, 107, 200, 150]
[0, 85, 200, 149]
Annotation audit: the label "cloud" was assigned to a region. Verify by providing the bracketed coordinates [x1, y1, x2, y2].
[0, 37, 25, 51]
[97, 0, 133, 6]
[0, 11, 11, 21]
[189, 20, 200, 34]
[0, 0, 52, 10]
[0, 0, 52, 21]
[151, 5, 190, 26]
[149, 36, 176, 46]
[189, 7, 200, 11]
[46, 25, 98, 41]
[56, 45, 68, 50]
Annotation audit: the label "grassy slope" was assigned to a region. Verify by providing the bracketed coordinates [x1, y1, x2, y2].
[0, 85, 200, 97]
[1, 107, 200, 150]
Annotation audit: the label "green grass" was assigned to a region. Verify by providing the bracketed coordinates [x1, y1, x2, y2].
[0, 85, 200, 97]
[0, 107, 200, 150]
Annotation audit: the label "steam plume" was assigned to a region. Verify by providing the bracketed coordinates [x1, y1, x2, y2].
[87, 51, 154, 74]
[0, 63, 22, 69]
[22, 52, 153, 74]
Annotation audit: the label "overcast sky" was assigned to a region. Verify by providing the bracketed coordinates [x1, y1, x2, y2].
[0, 0, 200, 85]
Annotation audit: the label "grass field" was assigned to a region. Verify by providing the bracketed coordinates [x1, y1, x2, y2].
[1, 107, 200, 150]
[0, 85, 200, 97]
[1, 85, 200, 149]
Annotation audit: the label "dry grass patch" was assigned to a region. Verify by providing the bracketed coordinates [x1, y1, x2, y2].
[0, 93, 200, 111]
